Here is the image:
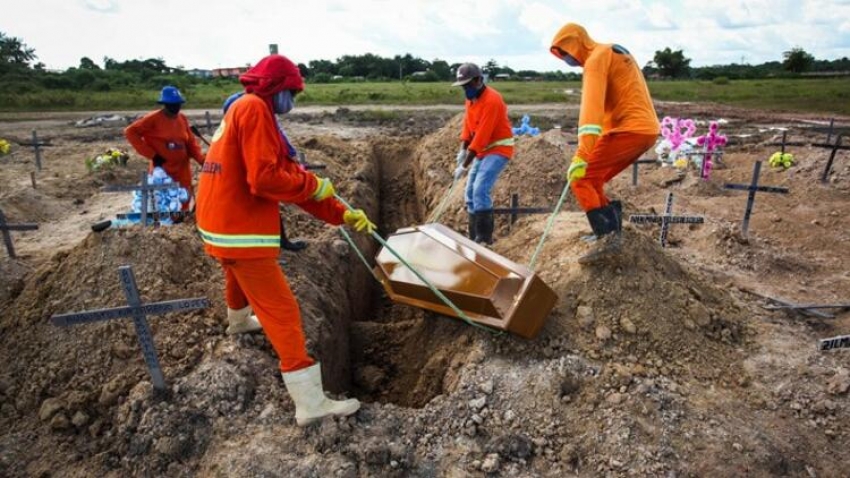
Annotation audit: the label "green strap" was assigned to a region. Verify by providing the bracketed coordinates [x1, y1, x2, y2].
[427, 177, 461, 223]
[528, 178, 572, 271]
[334, 194, 502, 335]
[338, 227, 377, 279]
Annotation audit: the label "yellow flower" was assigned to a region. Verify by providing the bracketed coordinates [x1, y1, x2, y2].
[0, 139, 10, 155]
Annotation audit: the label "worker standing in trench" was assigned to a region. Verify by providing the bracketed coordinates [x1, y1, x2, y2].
[549, 23, 660, 263]
[452, 63, 515, 245]
[125, 85, 205, 210]
[196, 54, 375, 426]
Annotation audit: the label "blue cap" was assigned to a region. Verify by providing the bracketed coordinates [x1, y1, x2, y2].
[222, 92, 245, 113]
[157, 86, 185, 104]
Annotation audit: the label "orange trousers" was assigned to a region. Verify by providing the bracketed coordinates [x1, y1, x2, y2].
[220, 257, 314, 372]
[571, 132, 658, 212]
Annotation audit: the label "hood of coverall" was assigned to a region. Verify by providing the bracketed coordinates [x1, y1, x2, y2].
[549, 23, 598, 67]
[239, 54, 305, 103]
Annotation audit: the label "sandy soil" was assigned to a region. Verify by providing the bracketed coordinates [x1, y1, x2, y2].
[1, 102, 849, 477]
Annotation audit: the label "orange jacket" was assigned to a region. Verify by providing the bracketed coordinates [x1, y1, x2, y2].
[124, 110, 205, 189]
[196, 93, 346, 259]
[550, 23, 659, 162]
[460, 86, 515, 160]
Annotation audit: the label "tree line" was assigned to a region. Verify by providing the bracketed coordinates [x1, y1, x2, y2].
[1, 30, 847, 96]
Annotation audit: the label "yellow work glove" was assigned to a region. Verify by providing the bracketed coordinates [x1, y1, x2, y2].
[566, 156, 588, 182]
[311, 176, 335, 201]
[343, 209, 376, 234]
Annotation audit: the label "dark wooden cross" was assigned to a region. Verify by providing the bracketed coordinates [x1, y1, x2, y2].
[629, 192, 704, 247]
[768, 130, 805, 154]
[493, 193, 552, 230]
[0, 208, 38, 258]
[631, 158, 657, 186]
[51, 265, 211, 390]
[17, 130, 51, 171]
[103, 171, 182, 228]
[723, 161, 789, 236]
[811, 133, 849, 183]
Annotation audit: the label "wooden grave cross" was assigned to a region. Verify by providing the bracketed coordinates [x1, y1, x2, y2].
[629, 192, 704, 247]
[631, 158, 657, 186]
[102, 171, 183, 227]
[812, 133, 849, 183]
[723, 161, 789, 237]
[51, 265, 211, 390]
[493, 193, 552, 230]
[0, 208, 38, 258]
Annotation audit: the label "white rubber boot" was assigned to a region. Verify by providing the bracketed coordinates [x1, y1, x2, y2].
[225, 305, 263, 335]
[282, 363, 360, 426]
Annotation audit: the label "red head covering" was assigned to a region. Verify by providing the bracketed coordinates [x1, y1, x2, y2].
[239, 54, 305, 99]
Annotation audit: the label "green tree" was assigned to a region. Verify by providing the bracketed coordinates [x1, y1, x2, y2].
[79, 57, 100, 70]
[653, 47, 691, 78]
[783, 47, 814, 73]
[483, 59, 500, 76]
[0, 31, 37, 72]
[430, 59, 452, 80]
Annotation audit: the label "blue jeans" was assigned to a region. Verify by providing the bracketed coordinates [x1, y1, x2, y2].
[465, 154, 509, 213]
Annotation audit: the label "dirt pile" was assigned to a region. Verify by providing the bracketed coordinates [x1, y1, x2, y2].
[2, 108, 850, 477]
[412, 113, 572, 233]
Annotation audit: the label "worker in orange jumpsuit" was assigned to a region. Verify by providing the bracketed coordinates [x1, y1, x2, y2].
[550, 23, 660, 263]
[196, 54, 375, 426]
[451, 63, 514, 245]
[125, 86, 205, 210]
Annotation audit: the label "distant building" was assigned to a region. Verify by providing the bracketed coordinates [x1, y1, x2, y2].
[187, 69, 213, 78]
[494, 73, 512, 81]
[212, 67, 250, 78]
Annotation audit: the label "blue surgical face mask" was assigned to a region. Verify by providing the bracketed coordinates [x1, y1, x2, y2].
[563, 53, 581, 67]
[463, 83, 481, 100]
[273, 90, 295, 114]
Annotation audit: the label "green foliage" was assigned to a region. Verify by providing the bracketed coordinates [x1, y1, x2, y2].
[783, 47, 815, 73]
[653, 47, 692, 78]
[0, 31, 37, 73]
[712, 76, 730, 85]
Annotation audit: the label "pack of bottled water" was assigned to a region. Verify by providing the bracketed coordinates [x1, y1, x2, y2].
[130, 167, 189, 214]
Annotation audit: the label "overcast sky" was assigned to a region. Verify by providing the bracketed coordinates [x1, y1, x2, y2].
[6, 0, 850, 72]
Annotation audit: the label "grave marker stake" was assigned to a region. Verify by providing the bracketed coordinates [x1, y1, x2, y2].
[723, 161, 789, 236]
[103, 171, 183, 228]
[821, 134, 845, 183]
[628, 192, 704, 247]
[0, 208, 38, 258]
[50, 265, 211, 391]
[631, 159, 656, 186]
[32, 130, 42, 171]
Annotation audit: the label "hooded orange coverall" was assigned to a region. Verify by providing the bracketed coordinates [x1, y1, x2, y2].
[551, 23, 660, 212]
[125, 110, 205, 208]
[196, 88, 346, 373]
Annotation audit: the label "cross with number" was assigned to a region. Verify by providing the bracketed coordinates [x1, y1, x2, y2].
[724, 161, 789, 236]
[0, 208, 38, 258]
[102, 171, 184, 228]
[629, 192, 705, 247]
[51, 265, 211, 390]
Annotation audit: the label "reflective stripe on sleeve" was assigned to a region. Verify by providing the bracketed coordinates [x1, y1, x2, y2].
[484, 137, 516, 151]
[198, 227, 280, 248]
[578, 124, 602, 136]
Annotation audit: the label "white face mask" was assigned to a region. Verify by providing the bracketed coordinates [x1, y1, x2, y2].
[273, 90, 295, 114]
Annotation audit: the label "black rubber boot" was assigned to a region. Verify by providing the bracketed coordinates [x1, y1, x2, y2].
[468, 212, 477, 240]
[475, 209, 495, 245]
[582, 200, 623, 242]
[578, 206, 621, 264]
[280, 217, 308, 252]
[610, 200, 623, 234]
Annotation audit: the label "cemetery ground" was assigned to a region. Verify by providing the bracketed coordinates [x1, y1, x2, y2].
[0, 102, 849, 477]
